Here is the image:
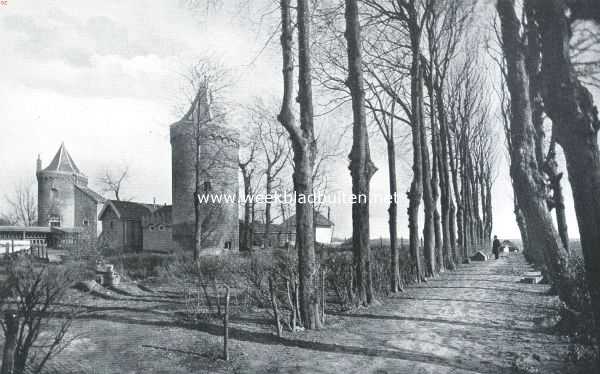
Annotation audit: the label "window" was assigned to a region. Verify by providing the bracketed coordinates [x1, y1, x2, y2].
[83, 219, 89, 227]
[203, 181, 212, 192]
[110, 221, 114, 229]
[224, 241, 232, 249]
[49, 215, 60, 228]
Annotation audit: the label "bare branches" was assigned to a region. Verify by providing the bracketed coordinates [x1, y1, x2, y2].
[2, 180, 37, 227]
[1, 257, 82, 374]
[97, 166, 129, 201]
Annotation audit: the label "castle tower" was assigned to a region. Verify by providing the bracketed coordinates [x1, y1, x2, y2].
[170, 85, 239, 252]
[37, 143, 103, 239]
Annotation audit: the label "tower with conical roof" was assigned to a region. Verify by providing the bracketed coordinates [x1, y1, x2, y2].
[37, 143, 103, 239]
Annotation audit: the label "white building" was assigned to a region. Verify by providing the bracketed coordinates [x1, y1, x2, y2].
[282, 211, 335, 245]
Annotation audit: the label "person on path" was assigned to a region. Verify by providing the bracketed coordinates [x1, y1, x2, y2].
[492, 235, 501, 260]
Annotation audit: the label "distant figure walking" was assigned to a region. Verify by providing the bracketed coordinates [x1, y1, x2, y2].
[492, 235, 501, 260]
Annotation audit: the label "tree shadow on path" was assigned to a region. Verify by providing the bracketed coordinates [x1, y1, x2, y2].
[73, 313, 512, 374]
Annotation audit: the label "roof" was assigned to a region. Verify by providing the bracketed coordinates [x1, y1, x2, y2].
[98, 200, 155, 221]
[74, 185, 105, 203]
[282, 212, 334, 228]
[51, 227, 84, 234]
[242, 221, 288, 234]
[153, 205, 172, 215]
[42, 143, 84, 175]
[0, 226, 51, 233]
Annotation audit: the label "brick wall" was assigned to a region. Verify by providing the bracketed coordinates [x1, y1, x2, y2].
[98, 207, 124, 250]
[37, 171, 79, 227]
[74, 187, 98, 240]
[142, 228, 174, 252]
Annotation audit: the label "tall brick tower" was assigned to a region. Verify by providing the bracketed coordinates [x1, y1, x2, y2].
[170, 85, 239, 252]
[37, 143, 103, 239]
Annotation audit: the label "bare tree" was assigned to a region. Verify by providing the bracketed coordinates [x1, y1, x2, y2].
[277, 0, 321, 329]
[0, 257, 81, 374]
[496, 0, 577, 309]
[345, 0, 377, 305]
[248, 99, 291, 248]
[97, 166, 129, 201]
[178, 58, 237, 259]
[488, 17, 534, 261]
[363, 0, 435, 282]
[531, 0, 600, 332]
[239, 142, 257, 251]
[3, 181, 37, 227]
[424, 0, 475, 270]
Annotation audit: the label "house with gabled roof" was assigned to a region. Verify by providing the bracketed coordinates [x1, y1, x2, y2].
[282, 211, 335, 245]
[98, 200, 155, 252]
[242, 210, 335, 249]
[98, 200, 177, 253]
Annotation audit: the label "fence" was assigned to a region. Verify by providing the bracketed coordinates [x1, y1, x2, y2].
[1, 240, 49, 261]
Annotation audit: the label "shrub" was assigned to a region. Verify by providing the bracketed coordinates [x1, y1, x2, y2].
[107, 253, 177, 280]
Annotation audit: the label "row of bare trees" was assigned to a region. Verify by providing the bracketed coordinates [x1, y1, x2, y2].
[190, 0, 498, 330]
[494, 0, 600, 337]
[254, 0, 500, 327]
[311, 0, 497, 292]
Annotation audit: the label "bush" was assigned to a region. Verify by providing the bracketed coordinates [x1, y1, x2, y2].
[107, 253, 178, 280]
[322, 246, 417, 309]
[556, 254, 597, 346]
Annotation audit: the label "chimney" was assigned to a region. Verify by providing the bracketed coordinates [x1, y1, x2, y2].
[36, 154, 42, 173]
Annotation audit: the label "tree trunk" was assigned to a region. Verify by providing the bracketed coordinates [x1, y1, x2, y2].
[194, 145, 202, 260]
[437, 84, 455, 268]
[533, 0, 600, 330]
[408, 38, 424, 282]
[425, 64, 442, 273]
[241, 168, 253, 251]
[387, 138, 401, 292]
[1, 313, 18, 374]
[345, 0, 376, 305]
[264, 171, 273, 248]
[193, 86, 209, 260]
[544, 143, 569, 251]
[296, 0, 321, 329]
[420, 90, 435, 276]
[448, 131, 463, 263]
[497, 0, 577, 308]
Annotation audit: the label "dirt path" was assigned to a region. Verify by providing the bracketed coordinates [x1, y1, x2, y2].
[40, 253, 590, 373]
[237, 253, 577, 374]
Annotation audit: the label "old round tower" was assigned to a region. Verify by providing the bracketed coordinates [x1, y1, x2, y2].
[170, 85, 239, 252]
[37, 143, 88, 228]
[36, 143, 103, 241]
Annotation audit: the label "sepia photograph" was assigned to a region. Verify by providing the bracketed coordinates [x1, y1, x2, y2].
[0, 0, 599, 373]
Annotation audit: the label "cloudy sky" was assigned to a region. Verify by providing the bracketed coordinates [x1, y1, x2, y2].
[0, 0, 583, 240]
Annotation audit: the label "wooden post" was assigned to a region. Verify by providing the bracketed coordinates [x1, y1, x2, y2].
[268, 277, 282, 337]
[286, 280, 296, 332]
[10, 240, 14, 255]
[45, 244, 49, 261]
[1, 312, 18, 374]
[294, 281, 301, 325]
[223, 286, 230, 361]
[321, 267, 326, 324]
